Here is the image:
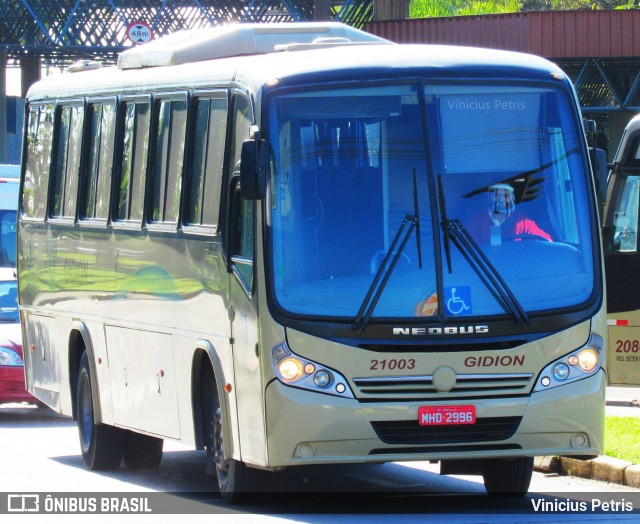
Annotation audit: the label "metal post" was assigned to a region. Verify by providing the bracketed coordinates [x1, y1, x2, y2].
[21, 57, 41, 98]
[314, 0, 331, 21]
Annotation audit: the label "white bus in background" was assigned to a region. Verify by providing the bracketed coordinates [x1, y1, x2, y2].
[18, 23, 606, 503]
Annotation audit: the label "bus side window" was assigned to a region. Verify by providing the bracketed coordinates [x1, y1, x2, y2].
[228, 93, 254, 292]
[229, 94, 253, 175]
[22, 104, 54, 220]
[80, 100, 116, 223]
[230, 179, 254, 292]
[609, 174, 640, 252]
[113, 99, 150, 224]
[185, 93, 228, 233]
[50, 103, 84, 220]
[149, 94, 188, 226]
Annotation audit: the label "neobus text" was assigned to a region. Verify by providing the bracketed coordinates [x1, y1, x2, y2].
[392, 325, 489, 336]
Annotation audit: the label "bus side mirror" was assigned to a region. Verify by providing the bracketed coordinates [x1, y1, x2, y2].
[590, 147, 608, 208]
[583, 118, 597, 134]
[240, 139, 268, 200]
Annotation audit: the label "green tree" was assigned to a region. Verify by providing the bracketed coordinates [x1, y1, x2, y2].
[409, 0, 518, 17]
[521, 0, 632, 9]
[409, 0, 637, 18]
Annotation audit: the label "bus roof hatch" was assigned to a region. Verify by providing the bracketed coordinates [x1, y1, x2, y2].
[117, 22, 391, 70]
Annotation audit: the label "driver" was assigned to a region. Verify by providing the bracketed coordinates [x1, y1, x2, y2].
[464, 183, 553, 244]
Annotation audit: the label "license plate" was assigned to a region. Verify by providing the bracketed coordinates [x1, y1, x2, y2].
[418, 405, 476, 426]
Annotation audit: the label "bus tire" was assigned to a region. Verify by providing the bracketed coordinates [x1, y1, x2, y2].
[216, 455, 265, 504]
[202, 365, 264, 504]
[482, 457, 533, 496]
[77, 351, 126, 470]
[122, 432, 163, 470]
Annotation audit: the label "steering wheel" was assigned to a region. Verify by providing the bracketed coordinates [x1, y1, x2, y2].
[506, 233, 551, 242]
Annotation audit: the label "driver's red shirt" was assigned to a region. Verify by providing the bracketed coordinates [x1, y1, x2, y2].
[513, 216, 553, 241]
[465, 211, 553, 243]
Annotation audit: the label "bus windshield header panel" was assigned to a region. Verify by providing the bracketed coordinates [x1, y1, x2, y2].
[267, 81, 596, 326]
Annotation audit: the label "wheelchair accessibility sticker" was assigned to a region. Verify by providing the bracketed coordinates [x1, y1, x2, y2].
[445, 286, 472, 316]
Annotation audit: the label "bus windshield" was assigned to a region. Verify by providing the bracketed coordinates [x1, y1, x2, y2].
[268, 83, 595, 321]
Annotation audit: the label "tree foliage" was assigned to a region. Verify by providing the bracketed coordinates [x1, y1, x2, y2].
[409, 0, 517, 17]
[408, 0, 638, 18]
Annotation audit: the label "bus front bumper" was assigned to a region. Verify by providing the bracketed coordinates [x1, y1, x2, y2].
[264, 370, 605, 467]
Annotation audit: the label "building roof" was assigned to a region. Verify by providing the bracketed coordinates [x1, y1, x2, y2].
[365, 10, 640, 59]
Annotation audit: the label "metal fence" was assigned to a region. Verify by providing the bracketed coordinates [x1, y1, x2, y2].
[0, 0, 373, 65]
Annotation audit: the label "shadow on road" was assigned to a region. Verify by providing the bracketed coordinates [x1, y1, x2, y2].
[0, 404, 73, 428]
[47, 450, 537, 516]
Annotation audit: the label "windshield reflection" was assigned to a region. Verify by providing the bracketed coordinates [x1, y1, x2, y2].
[267, 83, 595, 321]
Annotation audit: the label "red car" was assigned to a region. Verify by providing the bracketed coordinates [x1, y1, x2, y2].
[0, 318, 36, 405]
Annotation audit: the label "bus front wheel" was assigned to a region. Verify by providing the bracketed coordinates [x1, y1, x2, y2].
[482, 457, 534, 496]
[203, 367, 264, 503]
[77, 352, 126, 470]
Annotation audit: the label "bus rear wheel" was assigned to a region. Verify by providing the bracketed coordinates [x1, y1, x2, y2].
[77, 351, 126, 470]
[122, 432, 164, 470]
[482, 457, 533, 496]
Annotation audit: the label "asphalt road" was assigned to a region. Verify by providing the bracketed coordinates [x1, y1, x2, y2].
[1, 401, 640, 524]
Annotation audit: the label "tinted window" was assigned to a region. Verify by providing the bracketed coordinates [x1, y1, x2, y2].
[81, 101, 116, 221]
[114, 100, 150, 223]
[606, 174, 640, 252]
[51, 104, 84, 219]
[268, 83, 594, 320]
[229, 94, 254, 292]
[22, 104, 54, 220]
[185, 94, 228, 232]
[150, 96, 187, 225]
[231, 182, 254, 290]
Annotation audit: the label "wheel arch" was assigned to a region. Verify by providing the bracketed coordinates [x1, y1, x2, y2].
[191, 339, 233, 460]
[68, 321, 101, 423]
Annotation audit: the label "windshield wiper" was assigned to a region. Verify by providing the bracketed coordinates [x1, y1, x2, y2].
[438, 175, 529, 326]
[412, 169, 423, 270]
[352, 170, 422, 334]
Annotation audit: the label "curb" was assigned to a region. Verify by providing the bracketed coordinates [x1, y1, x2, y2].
[607, 399, 640, 408]
[534, 456, 640, 489]
[534, 398, 640, 487]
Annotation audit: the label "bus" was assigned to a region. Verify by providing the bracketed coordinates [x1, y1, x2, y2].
[603, 114, 640, 385]
[18, 22, 606, 502]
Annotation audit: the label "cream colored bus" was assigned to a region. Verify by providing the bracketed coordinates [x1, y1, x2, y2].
[18, 22, 606, 503]
[603, 114, 640, 386]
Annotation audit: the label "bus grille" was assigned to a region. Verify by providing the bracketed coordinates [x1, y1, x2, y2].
[371, 416, 522, 445]
[352, 373, 533, 400]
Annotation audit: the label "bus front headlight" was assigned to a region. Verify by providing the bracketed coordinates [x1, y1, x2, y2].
[271, 341, 354, 398]
[278, 357, 304, 382]
[577, 348, 599, 373]
[534, 333, 602, 392]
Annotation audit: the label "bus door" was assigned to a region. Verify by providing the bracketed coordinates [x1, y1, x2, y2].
[603, 118, 640, 385]
[225, 93, 266, 466]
